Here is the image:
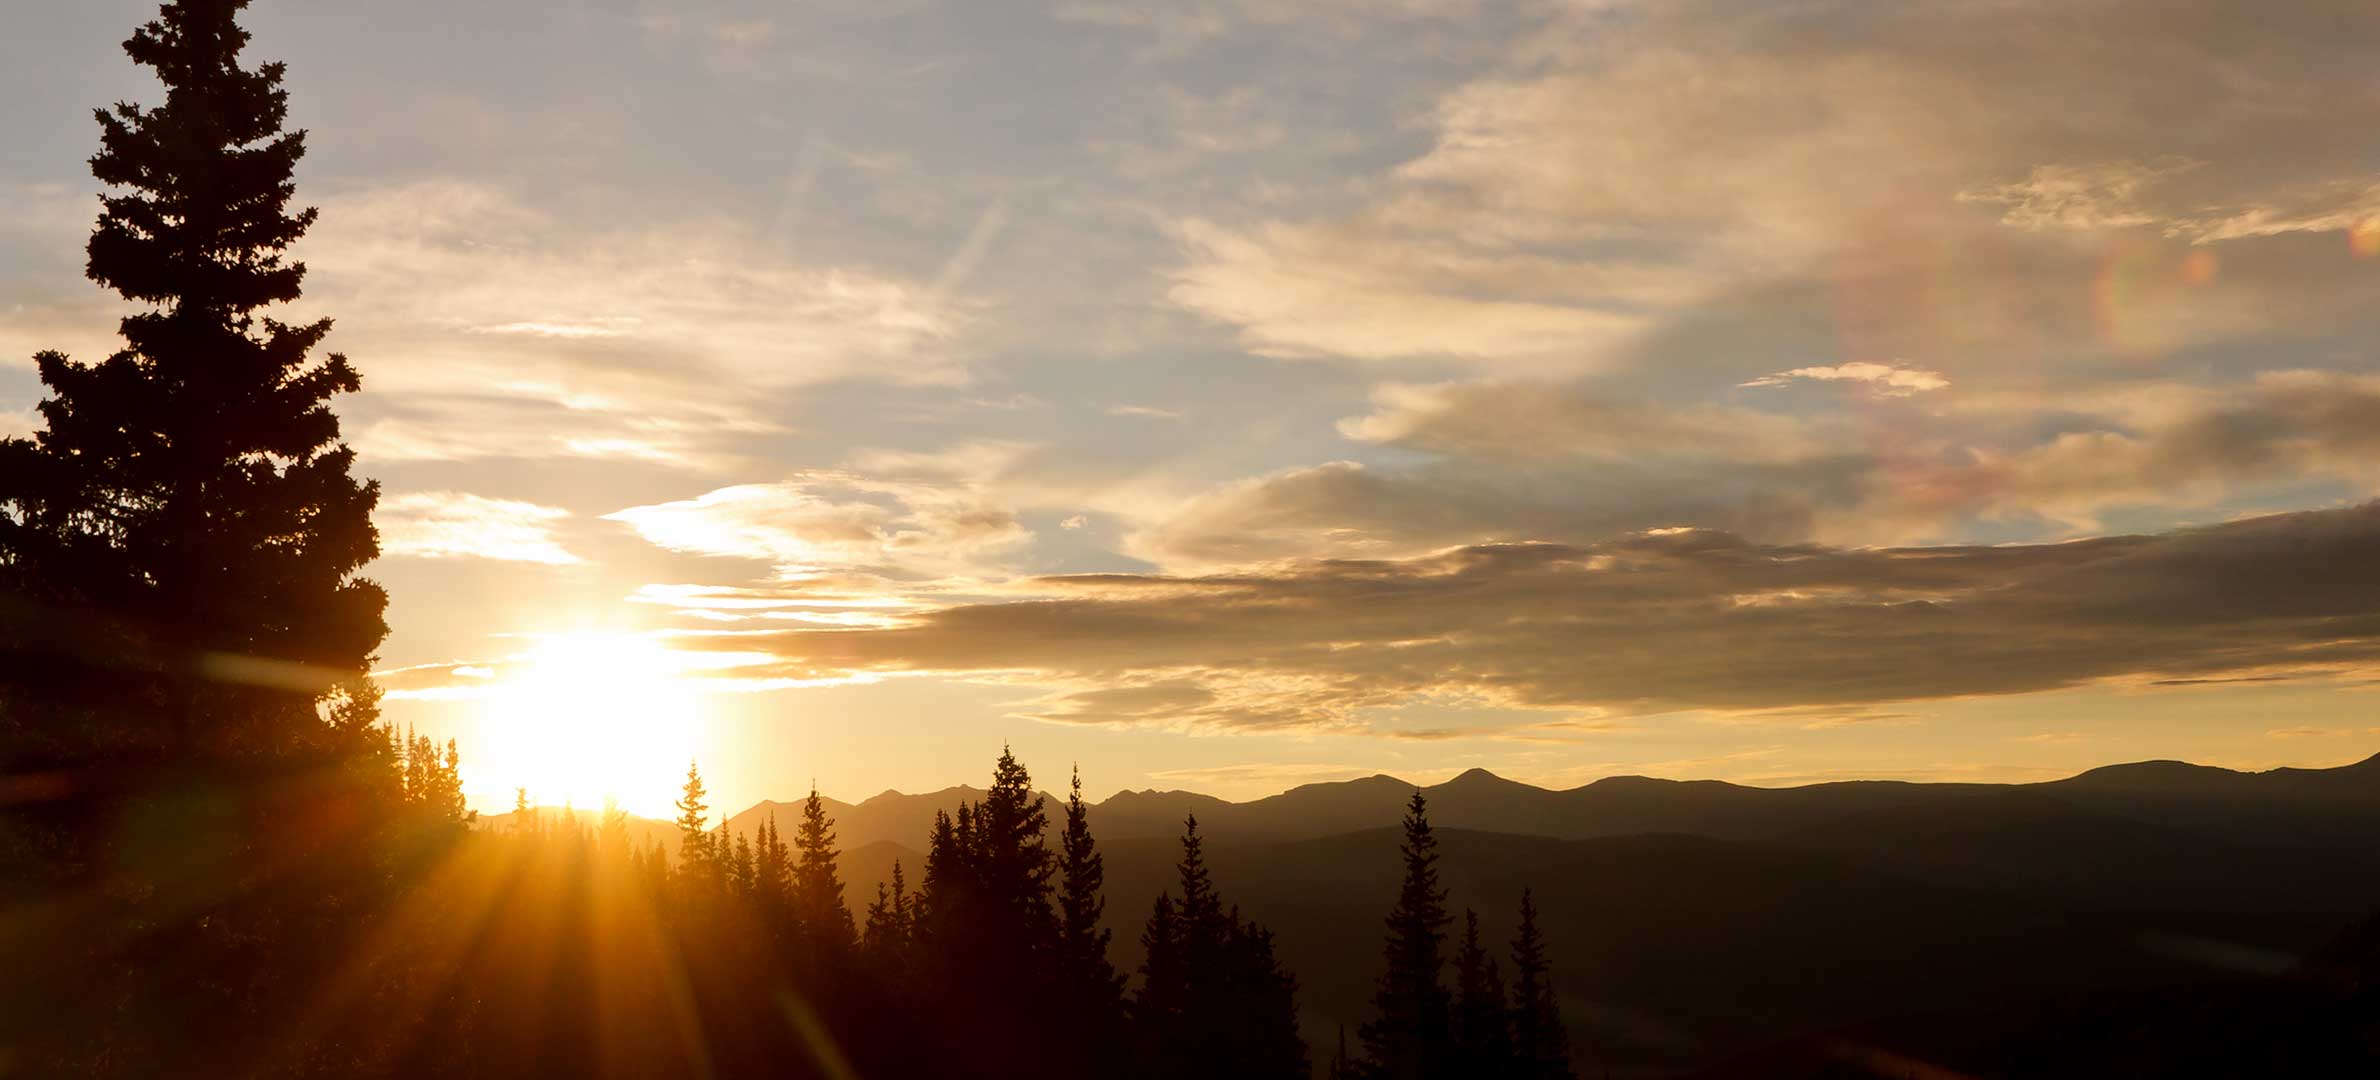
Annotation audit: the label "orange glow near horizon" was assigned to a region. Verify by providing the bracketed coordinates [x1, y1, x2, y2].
[471, 632, 704, 820]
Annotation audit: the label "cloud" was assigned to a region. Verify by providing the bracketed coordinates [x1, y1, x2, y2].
[2147, 673, 2306, 688]
[1125, 381, 1866, 567]
[626, 583, 923, 629]
[1164, 0, 2380, 371]
[2169, 181, 2380, 246]
[2266, 726, 2380, 739]
[1132, 369, 2380, 566]
[1168, 216, 1653, 366]
[1960, 370, 2380, 527]
[0, 402, 36, 439]
[303, 180, 965, 469]
[604, 470, 1031, 581]
[1741, 362, 1949, 397]
[373, 659, 510, 702]
[1107, 404, 1182, 419]
[376, 492, 581, 565]
[1338, 381, 1840, 464]
[1957, 160, 2203, 232]
[1052, 0, 1492, 57]
[639, 503, 2380, 734]
[348, 394, 768, 471]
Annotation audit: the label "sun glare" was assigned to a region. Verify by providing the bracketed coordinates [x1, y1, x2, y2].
[475, 632, 702, 820]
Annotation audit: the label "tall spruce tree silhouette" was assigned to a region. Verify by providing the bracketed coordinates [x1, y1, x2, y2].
[731, 829, 757, 896]
[911, 748, 1064, 1079]
[756, 813, 792, 929]
[1508, 888, 1576, 1080]
[675, 760, 716, 886]
[1453, 908, 1518, 1078]
[1132, 814, 1308, 1080]
[0, 5, 403, 1071]
[1362, 790, 1454, 1079]
[1057, 765, 1126, 1077]
[792, 784, 855, 954]
[1132, 817, 1206, 1077]
[0, 0, 384, 769]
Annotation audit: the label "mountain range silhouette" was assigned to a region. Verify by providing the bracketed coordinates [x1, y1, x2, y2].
[492, 753, 2380, 1072]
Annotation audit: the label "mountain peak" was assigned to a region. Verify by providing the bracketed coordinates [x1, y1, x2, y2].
[1442, 767, 1509, 787]
[2058, 758, 2242, 791]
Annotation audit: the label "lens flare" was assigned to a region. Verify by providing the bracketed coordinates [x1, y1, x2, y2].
[2351, 218, 2380, 259]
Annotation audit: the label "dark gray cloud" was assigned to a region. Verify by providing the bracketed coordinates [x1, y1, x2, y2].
[667, 502, 2380, 731]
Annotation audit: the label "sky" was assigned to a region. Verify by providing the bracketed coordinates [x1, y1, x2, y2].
[6, 0, 2380, 817]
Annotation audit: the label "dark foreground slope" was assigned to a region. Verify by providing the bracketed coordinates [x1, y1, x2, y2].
[1093, 827, 2380, 1075]
[1697, 909, 2380, 1079]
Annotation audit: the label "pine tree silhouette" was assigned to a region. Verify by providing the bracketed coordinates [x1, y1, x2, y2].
[976, 746, 1058, 937]
[1057, 765, 1125, 1077]
[1509, 888, 1576, 1080]
[1059, 766, 1116, 970]
[861, 861, 909, 961]
[889, 859, 915, 944]
[792, 785, 855, 952]
[1132, 814, 1307, 1080]
[1173, 813, 1227, 965]
[920, 807, 961, 934]
[731, 829, 757, 897]
[907, 750, 1070, 1079]
[598, 796, 629, 860]
[0, 10, 412, 1042]
[713, 819, 735, 893]
[1361, 790, 1454, 1080]
[1221, 911, 1308, 1079]
[756, 813, 792, 920]
[0, 0, 385, 766]
[1134, 892, 1188, 1068]
[396, 731, 468, 823]
[1454, 908, 1518, 1078]
[674, 760, 715, 884]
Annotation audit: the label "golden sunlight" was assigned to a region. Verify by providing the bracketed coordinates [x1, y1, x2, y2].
[473, 632, 703, 819]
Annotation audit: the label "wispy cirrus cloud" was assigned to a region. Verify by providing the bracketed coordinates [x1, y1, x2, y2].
[1955, 160, 2203, 232]
[306, 180, 967, 470]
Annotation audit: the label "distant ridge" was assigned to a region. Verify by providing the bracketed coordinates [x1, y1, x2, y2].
[481, 749, 2380, 859]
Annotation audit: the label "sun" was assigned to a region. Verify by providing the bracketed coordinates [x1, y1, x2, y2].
[475, 631, 702, 820]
